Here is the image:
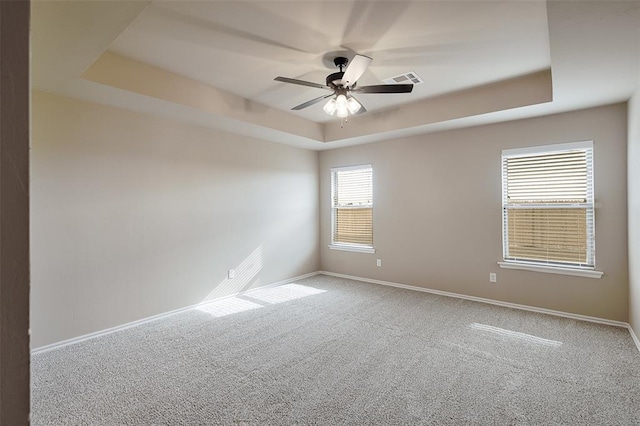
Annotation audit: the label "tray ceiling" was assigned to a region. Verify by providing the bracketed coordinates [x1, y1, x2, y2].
[31, 1, 640, 149]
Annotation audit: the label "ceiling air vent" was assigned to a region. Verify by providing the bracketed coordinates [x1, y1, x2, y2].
[383, 72, 423, 85]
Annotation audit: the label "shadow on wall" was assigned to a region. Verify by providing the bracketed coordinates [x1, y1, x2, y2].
[201, 246, 264, 303]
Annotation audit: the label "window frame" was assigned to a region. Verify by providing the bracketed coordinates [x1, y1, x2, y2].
[329, 164, 375, 254]
[499, 141, 602, 278]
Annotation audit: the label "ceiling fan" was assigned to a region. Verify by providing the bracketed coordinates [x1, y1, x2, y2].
[274, 54, 413, 117]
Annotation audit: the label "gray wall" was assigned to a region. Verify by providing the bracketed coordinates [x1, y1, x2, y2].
[320, 104, 629, 322]
[31, 91, 320, 348]
[31, 90, 634, 348]
[629, 85, 640, 336]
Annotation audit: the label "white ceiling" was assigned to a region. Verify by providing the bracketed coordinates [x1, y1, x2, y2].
[31, 1, 640, 150]
[109, 1, 551, 122]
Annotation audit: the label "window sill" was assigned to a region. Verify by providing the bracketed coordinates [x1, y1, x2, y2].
[328, 244, 376, 254]
[498, 262, 603, 279]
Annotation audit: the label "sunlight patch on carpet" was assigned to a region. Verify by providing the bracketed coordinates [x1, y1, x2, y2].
[196, 297, 263, 318]
[196, 284, 326, 318]
[470, 323, 563, 347]
[247, 283, 326, 304]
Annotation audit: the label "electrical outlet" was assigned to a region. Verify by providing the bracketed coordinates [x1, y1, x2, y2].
[376, 259, 381, 267]
[489, 272, 497, 283]
[228, 269, 236, 279]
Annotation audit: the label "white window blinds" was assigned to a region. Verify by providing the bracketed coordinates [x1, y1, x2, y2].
[331, 165, 373, 247]
[502, 141, 595, 268]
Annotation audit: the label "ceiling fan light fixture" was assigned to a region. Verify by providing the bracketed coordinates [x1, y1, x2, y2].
[347, 97, 361, 114]
[335, 94, 349, 118]
[323, 98, 337, 115]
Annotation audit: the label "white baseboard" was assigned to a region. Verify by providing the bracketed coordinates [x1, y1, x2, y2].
[31, 271, 320, 355]
[32, 270, 640, 356]
[629, 324, 640, 353]
[319, 271, 630, 329]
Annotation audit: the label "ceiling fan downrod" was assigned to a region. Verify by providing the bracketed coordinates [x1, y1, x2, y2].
[327, 57, 349, 89]
[334, 56, 348, 72]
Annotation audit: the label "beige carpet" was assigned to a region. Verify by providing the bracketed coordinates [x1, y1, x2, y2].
[32, 275, 640, 424]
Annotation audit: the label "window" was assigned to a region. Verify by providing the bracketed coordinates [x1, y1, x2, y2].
[501, 141, 597, 273]
[330, 165, 374, 253]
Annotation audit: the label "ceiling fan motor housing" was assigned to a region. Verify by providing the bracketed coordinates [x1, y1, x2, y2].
[326, 72, 344, 89]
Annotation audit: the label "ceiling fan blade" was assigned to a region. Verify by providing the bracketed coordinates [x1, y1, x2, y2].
[352, 84, 414, 94]
[291, 93, 334, 110]
[275, 77, 331, 91]
[340, 54, 372, 87]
